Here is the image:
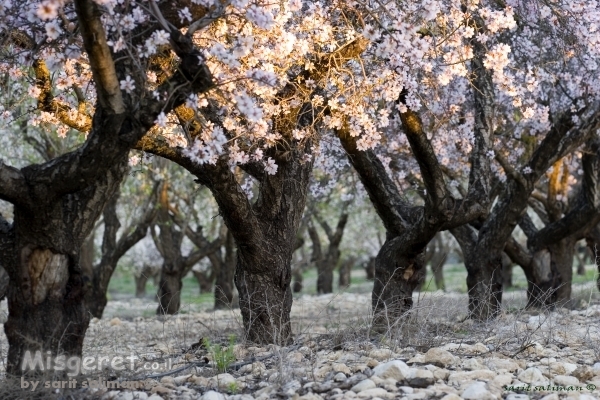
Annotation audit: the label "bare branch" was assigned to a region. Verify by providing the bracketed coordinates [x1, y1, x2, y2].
[495, 151, 527, 187]
[74, 0, 124, 113]
[186, 0, 232, 37]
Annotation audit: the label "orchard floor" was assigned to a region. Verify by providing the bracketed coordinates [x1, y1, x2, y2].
[1, 267, 600, 399]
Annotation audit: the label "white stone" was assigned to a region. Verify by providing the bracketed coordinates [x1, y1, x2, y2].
[173, 374, 192, 385]
[147, 396, 164, 400]
[539, 394, 559, 400]
[462, 358, 487, 371]
[368, 349, 394, 361]
[398, 386, 414, 394]
[462, 381, 496, 400]
[492, 374, 513, 387]
[447, 370, 496, 385]
[115, 393, 134, 400]
[298, 393, 324, 400]
[208, 373, 236, 389]
[553, 375, 579, 386]
[372, 360, 411, 381]
[440, 395, 462, 400]
[350, 379, 376, 393]
[563, 362, 578, 375]
[201, 391, 227, 400]
[407, 354, 426, 364]
[334, 372, 347, 382]
[131, 392, 148, 400]
[518, 367, 546, 384]
[356, 388, 391, 399]
[333, 363, 352, 375]
[486, 358, 520, 372]
[423, 348, 457, 367]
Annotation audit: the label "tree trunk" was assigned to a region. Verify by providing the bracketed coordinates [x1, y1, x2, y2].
[5, 246, 90, 376]
[457, 234, 504, 320]
[501, 252, 513, 288]
[0, 265, 8, 301]
[371, 237, 426, 329]
[575, 247, 586, 276]
[338, 258, 352, 288]
[430, 249, 446, 291]
[235, 255, 293, 345]
[365, 257, 376, 280]
[214, 231, 236, 309]
[157, 268, 183, 315]
[317, 262, 334, 294]
[135, 272, 150, 298]
[549, 238, 575, 307]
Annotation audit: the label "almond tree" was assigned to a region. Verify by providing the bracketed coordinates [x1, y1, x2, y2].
[82, 180, 160, 318]
[0, 0, 218, 374]
[151, 181, 222, 314]
[503, 139, 600, 308]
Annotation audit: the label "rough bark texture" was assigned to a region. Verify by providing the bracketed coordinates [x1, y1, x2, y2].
[0, 264, 8, 301]
[333, 25, 498, 325]
[503, 139, 600, 309]
[0, 0, 216, 375]
[138, 38, 367, 343]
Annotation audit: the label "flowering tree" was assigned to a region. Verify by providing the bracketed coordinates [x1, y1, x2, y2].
[503, 141, 600, 308]
[328, 0, 600, 322]
[0, 0, 216, 374]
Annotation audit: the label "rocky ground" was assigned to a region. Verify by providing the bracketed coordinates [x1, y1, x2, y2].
[2, 283, 600, 399]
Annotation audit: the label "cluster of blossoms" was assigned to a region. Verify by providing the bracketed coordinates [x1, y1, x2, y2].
[0, 0, 599, 199]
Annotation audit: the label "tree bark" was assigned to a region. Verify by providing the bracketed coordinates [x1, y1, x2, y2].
[365, 257, 376, 280]
[139, 38, 367, 343]
[213, 230, 236, 309]
[372, 236, 426, 328]
[135, 270, 150, 297]
[0, 265, 8, 301]
[0, 0, 216, 375]
[157, 268, 183, 315]
[501, 252, 513, 288]
[338, 258, 353, 288]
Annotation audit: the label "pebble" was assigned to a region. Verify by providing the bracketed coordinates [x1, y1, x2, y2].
[350, 379, 376, 392]
[423, 348, 457, 367]
[462, 381, 495, 400]
[27, 290, 600, 400]
[372, 360, 411, 381]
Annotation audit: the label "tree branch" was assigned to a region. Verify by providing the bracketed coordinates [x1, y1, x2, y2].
[0, 160, 27, 205]
[74, 0, 124, 113]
